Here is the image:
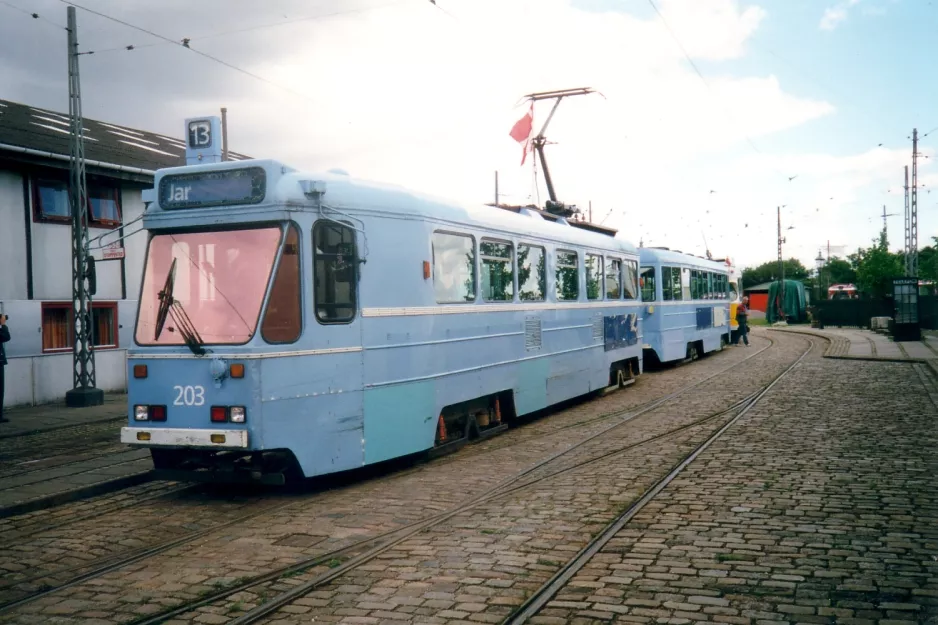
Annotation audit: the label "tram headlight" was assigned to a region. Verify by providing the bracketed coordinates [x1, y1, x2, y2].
[134, 405, 149, 421]
[230, 406, 246, 423]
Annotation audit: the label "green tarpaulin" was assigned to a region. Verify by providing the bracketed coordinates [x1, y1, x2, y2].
[766, 279, 807, 323]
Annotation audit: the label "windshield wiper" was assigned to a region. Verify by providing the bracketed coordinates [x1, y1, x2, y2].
[169, 301, 207, 356]
[154, 257, 205, 356]
[154, 258, 177, 341]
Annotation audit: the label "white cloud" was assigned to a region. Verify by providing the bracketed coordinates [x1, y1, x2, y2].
[820, 0, 861, 30]
[1, 0, 857, 268]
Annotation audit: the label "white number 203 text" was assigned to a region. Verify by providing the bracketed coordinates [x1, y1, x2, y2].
[173, 385, 205, 406]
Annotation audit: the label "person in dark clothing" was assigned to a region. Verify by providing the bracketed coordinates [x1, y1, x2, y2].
[734, 296, 750, 346]
[0, 314, 9, 422]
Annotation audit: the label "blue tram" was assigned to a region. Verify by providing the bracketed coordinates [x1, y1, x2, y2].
[638, 247, 732, 364]
[121, 132, 644, 482]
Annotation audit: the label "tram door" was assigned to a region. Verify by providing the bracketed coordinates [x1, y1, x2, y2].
[261, 219, 365, 475]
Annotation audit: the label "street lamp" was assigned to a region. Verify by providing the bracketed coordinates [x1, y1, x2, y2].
[815, 250, 825, 300]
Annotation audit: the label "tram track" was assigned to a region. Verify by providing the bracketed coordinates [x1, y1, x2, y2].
[427, 335, 776, 466]
[502, 335, 817, 624]
[0, 337, 770, 542]
[0, 333, 790, 623]
[113, 336, 796, 625]
[0, 495, 297, 613]
[124, 393, 764, 625]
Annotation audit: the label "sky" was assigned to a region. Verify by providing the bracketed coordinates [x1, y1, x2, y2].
[1, 0, 936, 271]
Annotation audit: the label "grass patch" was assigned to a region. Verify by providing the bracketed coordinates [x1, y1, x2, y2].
[716, 553, 754, 562]
[748, 318, 768, 326]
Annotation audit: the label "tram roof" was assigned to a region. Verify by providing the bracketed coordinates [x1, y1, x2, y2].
[150, 158, 640, 255]
[638, 246, 732, 271]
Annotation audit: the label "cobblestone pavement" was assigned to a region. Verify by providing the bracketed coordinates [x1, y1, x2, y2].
[535, 347, 938, 624]
[214, 334, 810, 625]
[0, 421, 128, 477]
[0, 332, 793, 624]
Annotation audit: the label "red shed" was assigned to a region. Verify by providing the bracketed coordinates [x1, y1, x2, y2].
[743, 282, 773, 313]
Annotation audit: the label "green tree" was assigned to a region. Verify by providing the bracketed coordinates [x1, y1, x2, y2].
[741, 258, 809, 289]
[824, 257, 856, 285]
[852, 229, 903, 298]
[916, 238, 938, 282]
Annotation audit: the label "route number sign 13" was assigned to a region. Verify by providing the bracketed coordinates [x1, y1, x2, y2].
[188, 120, 213, 149]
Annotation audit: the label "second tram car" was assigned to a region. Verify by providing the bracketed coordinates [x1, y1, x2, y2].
[638, 247, 732, 364]
[121, 156, 645, 483]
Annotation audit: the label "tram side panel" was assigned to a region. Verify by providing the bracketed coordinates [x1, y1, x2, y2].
[359, 218, 642, 466]
[640, 259, 732, 364]
[258, 351, 365, 476]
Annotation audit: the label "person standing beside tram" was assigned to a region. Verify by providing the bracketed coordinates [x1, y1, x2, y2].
[0, 314, 10, 422]
[734, 296, 750, 346]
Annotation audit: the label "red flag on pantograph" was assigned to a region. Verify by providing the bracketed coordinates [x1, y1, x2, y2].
[509, 102, 534, 166]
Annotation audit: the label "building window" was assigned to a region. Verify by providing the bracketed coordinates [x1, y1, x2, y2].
[89, 185, 122, 227]
[34, 179, 71, 222]
[262, 224, 302, 342]
[41, 302, 118, 352]
[518, 244, 546, 301]
[432, 232, 476, 303]
[480, 239, 514, 302]
[314, 221, 358, 323]
[33, 178, 122, 226]
[91, 303, 118, 348]
[42, 303, 72, 351]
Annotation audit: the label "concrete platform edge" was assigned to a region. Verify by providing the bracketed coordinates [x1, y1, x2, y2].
[768, 327, 937, 364]
[0, 470, 155, 520]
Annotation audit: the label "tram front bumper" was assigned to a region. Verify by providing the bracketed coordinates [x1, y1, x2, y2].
[121, 427, 248, 449]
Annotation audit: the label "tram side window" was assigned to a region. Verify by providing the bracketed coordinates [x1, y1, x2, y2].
[432, 232, 476, 303]
[481, 240, 514, 302]
[623, 260, 639, 300]
[668, 266, 683, 301]
[555, 250, 579, 301]
[518, 244, 546, 301]
[314, 221, 358, 323]
[681, 268, 691, 300]
[690, 270, 699, 300]
[605, 258, 621, 299]
[586, 254, 602, 300]
[640, 266, 656, 301]
[262, 224, 302, 342]
[662, 266, 673, 301]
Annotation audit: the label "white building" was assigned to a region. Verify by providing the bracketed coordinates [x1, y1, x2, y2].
[0, 98, 249, 408]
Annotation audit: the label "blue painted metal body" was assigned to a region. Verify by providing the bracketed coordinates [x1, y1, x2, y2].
[638, 248, 732, 363]
[124, 159, 644, 479]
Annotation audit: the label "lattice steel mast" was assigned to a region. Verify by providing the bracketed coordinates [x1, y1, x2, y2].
[66, 5, 103, 407]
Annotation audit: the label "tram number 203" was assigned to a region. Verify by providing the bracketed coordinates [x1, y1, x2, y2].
[173, 385, 206, 406]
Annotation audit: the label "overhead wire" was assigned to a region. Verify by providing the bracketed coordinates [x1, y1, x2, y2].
[0, 0, 65, 28]
[75, 0, 409, 55]
[56, 0, 388, 103]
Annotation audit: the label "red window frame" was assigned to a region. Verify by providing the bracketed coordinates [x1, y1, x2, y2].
[41, 301, 120, 353]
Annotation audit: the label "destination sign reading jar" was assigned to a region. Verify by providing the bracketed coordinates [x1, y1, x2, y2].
[159, 167, 266, 209]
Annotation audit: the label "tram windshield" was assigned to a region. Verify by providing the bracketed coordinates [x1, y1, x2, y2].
[135, 226, 283, 346]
